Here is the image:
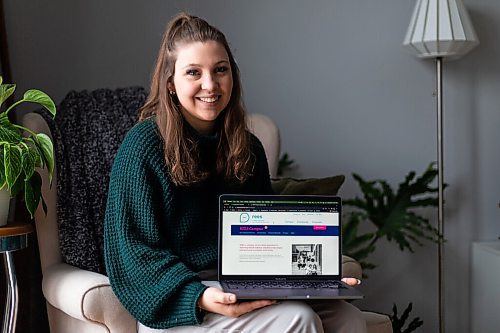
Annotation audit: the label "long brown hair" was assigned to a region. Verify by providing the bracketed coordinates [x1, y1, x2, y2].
[139, 13, 253, 186]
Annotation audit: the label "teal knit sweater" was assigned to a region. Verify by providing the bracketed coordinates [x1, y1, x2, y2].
[104, 118, 272, 329]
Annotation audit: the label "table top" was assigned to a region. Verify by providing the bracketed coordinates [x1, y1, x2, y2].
[0, 222, 34, 237]
[473, 241, 500, 255]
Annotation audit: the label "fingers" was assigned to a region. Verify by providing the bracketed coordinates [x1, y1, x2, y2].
[206, 287, 237, 304]
[253, 300, 277, 309]
[198, 287, 236, 314]
[219, 293, 237, 304]
[228, 300, 277, 317]
[199, 288, 277, 318]
[341, 277, 361, 286]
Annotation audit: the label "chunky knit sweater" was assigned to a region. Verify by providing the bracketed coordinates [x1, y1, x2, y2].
[104, 118, 272, 329]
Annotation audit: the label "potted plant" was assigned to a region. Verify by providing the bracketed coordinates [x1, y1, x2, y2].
[0, 75, 56, 226]
[342, 163, 440, 271]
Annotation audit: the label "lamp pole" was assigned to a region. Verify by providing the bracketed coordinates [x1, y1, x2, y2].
[435, 56, 445, 333]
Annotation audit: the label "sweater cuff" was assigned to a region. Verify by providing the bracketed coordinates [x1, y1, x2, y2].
[168, 281, 208, 327]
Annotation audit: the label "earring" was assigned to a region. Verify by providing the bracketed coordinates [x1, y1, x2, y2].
[169, 90, 176, 96]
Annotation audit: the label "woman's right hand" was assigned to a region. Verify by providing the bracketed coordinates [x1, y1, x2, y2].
[198, 287, 276, 317]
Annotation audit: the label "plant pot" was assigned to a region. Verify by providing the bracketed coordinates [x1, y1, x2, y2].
[0, 187, 11, 227]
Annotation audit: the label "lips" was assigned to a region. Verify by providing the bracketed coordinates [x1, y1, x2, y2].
[196, 95, 220, 103]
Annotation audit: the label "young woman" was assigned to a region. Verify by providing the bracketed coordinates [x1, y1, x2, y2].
[104, 13, 366, 333]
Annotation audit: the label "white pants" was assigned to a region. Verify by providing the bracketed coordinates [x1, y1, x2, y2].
[138, 299, 366, 333]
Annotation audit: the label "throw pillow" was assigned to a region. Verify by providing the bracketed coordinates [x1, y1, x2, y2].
[271, 175, 345, 195]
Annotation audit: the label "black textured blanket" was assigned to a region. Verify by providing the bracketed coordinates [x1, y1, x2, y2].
[36, 87, 147, 273]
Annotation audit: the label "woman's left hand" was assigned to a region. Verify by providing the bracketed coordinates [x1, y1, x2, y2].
[341, 277, 361, 286]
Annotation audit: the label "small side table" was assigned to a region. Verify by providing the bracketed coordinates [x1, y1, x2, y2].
[0, 222, 33, 333]
[472, 241, 500, 332]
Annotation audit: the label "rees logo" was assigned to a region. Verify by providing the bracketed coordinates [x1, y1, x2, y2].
[239, 213, 250, 223]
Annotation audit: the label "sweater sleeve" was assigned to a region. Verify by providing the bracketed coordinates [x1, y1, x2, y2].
[104, 123, 207, 329]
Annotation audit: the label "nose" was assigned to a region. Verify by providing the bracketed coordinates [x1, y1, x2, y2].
[201, 73, 218, 91]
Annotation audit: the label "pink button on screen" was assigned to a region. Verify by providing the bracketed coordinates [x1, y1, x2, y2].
[313, 226, 327, 230]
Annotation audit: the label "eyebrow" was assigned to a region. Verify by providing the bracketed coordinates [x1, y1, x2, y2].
[181, 60, 229, 69]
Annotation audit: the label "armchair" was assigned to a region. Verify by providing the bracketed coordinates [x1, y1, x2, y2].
[23, 87, 391, 333]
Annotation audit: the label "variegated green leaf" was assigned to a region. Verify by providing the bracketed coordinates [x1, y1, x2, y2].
[22, 145, 38, 180]
[4, 143, 23, 188]
[0, 113, 23, 143]
[0, 125, 22, 143]
[25, 137, 43, 167]
[0, 147, 5, 189]
[34, 133, 54, 182]
[10, 175, 24, 197]
[23, 89, 56, 118]
[0, 83, 16, 106]
[24, 171, 42, 218]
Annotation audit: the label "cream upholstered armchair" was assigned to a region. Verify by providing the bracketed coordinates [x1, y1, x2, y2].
[23, 88, 391, 333]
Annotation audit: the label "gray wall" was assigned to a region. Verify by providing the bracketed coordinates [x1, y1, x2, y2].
[4, 0, 499, 332]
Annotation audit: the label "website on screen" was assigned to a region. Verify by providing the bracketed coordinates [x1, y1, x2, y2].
[221, 199, 340, 276]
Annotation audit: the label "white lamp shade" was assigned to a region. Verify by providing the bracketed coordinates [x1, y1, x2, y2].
[404, 0, 479, 59]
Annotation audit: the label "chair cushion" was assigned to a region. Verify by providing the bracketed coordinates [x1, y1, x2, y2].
[364, 311, 393, 333]
[271, 175, 345, 195]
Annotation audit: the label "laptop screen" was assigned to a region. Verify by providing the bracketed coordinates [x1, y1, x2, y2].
[219, 195, 342, 279]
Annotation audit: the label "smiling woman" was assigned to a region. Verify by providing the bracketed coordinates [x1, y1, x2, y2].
[104, 13, 366, 333]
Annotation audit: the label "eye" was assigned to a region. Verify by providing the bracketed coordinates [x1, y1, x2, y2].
[186, 69, 200, 76]
[215, 66, 229, 74]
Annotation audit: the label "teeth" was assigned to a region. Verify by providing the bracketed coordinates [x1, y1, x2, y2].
[199, 96, 218, 103]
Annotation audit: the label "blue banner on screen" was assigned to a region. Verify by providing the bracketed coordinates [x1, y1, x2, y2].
[231, 225, 340, 236]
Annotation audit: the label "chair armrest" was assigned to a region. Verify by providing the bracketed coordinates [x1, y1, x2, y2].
[246, 113, 280, 178]
[42, 263, 136, 332]
[342, 255, 362, 280]
[22, 112, 62, 271]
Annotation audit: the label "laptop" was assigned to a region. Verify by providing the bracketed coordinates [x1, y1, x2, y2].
[216, 194, 363, 300]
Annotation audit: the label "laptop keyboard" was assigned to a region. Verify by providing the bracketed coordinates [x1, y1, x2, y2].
[226, 280, 345, 290]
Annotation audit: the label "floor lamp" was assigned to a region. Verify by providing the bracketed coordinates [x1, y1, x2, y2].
[403, 1, 478, 332]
